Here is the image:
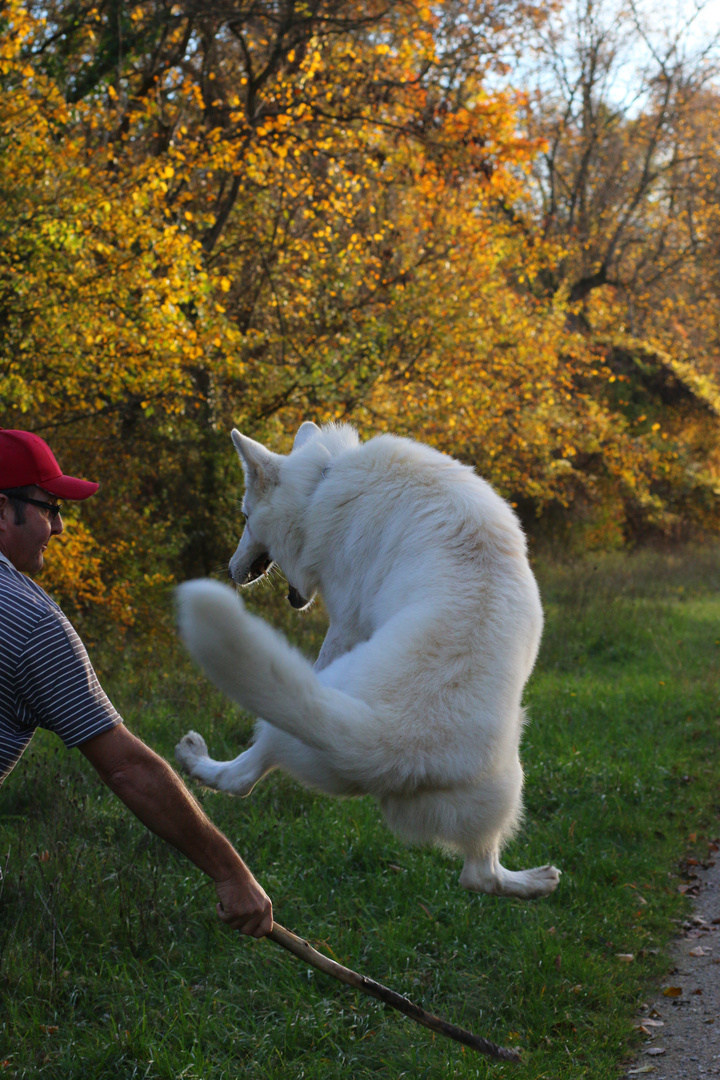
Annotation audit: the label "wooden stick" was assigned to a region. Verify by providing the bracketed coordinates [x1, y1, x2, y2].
[267, 923, 522, 1063]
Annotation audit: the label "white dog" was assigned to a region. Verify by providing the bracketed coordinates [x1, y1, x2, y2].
[175, 422, 560, 898]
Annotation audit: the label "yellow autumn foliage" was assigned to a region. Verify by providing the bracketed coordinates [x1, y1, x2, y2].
[0, 0, 718, 629]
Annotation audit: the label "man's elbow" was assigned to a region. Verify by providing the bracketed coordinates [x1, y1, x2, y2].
[80, 725, 155, 793]
[99, 759, 138, 794]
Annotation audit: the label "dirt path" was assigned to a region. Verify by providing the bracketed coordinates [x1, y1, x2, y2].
[627, 839, 720, 1078]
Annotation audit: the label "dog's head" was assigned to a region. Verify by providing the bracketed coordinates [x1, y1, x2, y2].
[228, 422, 323, 608]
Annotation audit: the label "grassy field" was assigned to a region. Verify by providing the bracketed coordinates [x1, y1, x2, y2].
[1, 548, 719, 1079]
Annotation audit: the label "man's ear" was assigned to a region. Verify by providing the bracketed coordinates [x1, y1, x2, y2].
[0, 494, 11, 531]
[293, 421, 321, 452]
[231, 430, 280, 491]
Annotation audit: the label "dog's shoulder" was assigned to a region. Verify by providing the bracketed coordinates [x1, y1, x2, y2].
[354, 434, 527, 555]
[350, 433, 481, 499]
[344, 432, 453, 473]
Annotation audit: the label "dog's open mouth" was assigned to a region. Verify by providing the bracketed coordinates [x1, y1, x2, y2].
[287, 584, 309, 609]
[237, 554, 307, 608]
[240, 553, 274, 585]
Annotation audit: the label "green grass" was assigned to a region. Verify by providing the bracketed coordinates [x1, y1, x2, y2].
[1, 548, 719, 1078]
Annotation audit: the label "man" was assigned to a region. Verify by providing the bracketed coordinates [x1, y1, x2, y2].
[0, 428, 272, 937]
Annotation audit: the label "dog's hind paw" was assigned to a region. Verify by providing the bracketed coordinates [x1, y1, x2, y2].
[175, 730, 210, 774]
[522, 863, 562, 897]
[460, 857, 561, 899]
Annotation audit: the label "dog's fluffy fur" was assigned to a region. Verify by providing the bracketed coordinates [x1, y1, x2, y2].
[175, 422, 560, 897]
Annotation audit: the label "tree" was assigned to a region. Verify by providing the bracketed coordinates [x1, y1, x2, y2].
[504, 0, 720, 540]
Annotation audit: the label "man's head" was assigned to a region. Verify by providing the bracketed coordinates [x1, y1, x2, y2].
[0, 430, 98, 575]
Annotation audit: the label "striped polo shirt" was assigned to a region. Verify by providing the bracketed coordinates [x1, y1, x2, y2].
[0, 551, 121, 784]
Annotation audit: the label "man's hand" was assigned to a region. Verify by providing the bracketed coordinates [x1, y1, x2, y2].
[215, 873, 273, 938]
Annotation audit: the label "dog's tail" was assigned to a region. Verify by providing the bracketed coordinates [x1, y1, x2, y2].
[176, 579, 378, 763]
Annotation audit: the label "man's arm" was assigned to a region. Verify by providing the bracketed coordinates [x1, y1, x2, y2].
[80, 724, 272, 937]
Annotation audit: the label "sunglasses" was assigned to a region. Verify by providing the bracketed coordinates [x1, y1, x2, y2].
[4, 494, 63, 521]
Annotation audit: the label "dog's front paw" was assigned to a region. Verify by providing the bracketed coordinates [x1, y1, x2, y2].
[175, 730, 210, 774]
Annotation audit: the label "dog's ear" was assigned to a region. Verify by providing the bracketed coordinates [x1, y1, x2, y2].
[293, 421, 321, 452]
[231, 430, 280, 491]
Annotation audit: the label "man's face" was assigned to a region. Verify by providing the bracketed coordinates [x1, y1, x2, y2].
[0, 487, 64, 575]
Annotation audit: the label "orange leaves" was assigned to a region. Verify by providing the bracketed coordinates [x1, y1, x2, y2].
[42, 521, 135, 633]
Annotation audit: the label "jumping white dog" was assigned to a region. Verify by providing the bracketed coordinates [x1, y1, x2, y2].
[175, 422, 560, 898]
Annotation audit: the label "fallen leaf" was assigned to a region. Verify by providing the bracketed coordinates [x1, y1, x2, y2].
[636, 1018, 665, 1033]
[689, 946, 708, 957]
[645, 1048, 665, 1056]
[627, 1066, 656, 1075]
[662, 986, 683, 997]
[616, 953, 635, 963]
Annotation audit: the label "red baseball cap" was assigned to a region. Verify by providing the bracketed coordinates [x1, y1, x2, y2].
[0, 429, 99, 500]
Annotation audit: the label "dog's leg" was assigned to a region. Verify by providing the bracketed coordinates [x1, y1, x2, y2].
[175, 731, 272, 796]
[451, 762, 560, 898]
[175, 722, 360, 797]
[459, 852, 561, 898]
